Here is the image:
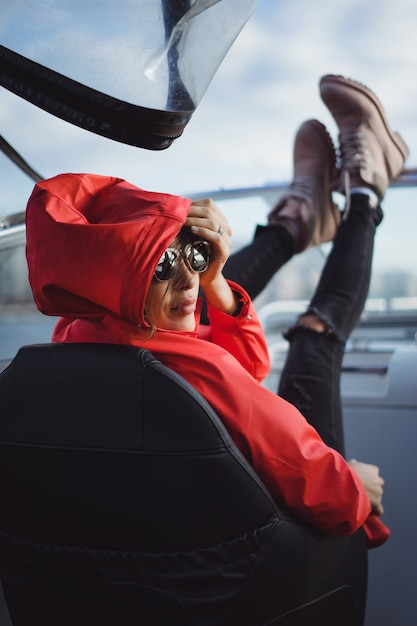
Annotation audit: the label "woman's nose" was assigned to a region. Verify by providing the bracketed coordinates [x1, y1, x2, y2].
[174, 260, 198, 288]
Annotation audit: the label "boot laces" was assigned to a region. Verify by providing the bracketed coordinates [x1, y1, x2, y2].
[337, 130, 369, 220]
[337, 130, 369, 174]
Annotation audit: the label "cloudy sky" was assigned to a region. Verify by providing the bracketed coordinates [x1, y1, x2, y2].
[1, 0, 417, 218]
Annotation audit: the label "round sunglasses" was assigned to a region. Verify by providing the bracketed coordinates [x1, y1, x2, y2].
[154, 240, 211, 281]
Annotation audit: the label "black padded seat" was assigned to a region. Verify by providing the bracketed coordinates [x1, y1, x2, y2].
[0, 343, 368, 625]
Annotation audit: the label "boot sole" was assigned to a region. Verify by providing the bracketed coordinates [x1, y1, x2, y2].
[319, 74, 409, 163]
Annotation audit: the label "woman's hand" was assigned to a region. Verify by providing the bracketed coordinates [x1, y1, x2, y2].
[185, 199, 238, 314]
[185, 198, 232, 276]
[348, 459, 385, 516]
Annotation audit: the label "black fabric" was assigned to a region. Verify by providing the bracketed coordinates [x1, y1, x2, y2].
[0, 343, 276, 552]
[224, 224, 295, 300]
[0, 520, 277, 626]
[269, 587, 354, 626]
[0, 343, 367, 625]
[278, 194, 380, 453]
[0, 46, 192, 150]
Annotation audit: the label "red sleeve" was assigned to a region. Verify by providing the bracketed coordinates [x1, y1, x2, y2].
[157, 341, 374, 539]
[201, 281, 271, 383]
[362, 515, 390, 548]
[230, 387, 373, 537]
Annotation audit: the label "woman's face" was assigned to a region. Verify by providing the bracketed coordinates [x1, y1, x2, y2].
[145, 234, 207, 332]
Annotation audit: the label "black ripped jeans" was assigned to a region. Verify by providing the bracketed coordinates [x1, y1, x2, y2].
[224, 194, 382, 456]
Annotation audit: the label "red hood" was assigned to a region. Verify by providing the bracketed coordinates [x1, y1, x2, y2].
[26, 173, 191, 325]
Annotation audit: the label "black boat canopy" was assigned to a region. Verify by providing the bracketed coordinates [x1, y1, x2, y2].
[0, 0, 257, 150]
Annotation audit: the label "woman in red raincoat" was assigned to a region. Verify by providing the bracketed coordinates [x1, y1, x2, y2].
[25, 75, 407, 548]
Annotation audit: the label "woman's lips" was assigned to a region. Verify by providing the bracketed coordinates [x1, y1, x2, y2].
[171, 299, 197, 315]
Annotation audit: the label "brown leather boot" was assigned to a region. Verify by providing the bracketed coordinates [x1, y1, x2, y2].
[319, 74, 409, 202]
[268, 119, 341, 253]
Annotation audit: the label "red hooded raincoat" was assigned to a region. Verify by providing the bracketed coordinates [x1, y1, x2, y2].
[25, 173, 389, 547]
